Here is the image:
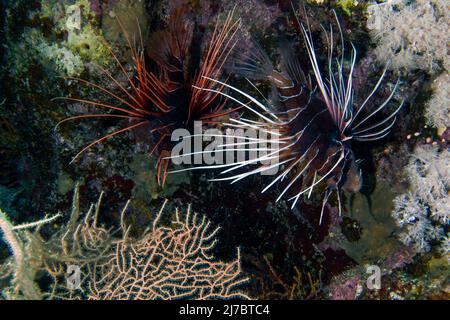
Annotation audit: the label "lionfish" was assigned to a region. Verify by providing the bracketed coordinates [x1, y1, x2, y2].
[180, 8, 404, 223]
[56, 5, 241, 186]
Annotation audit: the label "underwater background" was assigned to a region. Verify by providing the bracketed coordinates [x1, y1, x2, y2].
[0, 0, 448, 300]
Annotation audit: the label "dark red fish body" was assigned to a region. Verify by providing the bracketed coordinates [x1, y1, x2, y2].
[58, 5, 241, 186]
[192, 7, 402, 222]
[267, 70, 349, 198]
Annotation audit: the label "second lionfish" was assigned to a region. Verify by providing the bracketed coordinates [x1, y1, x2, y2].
[183, 7, 404, 223]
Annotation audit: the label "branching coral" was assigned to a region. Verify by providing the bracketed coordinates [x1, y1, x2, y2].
[0, 187, 110, 300]
[0, 209, 61, 299]
[367, 0, 449, 72]
[0, 188, 250, 300]
[369, 2, 448, 254]
[392, 145, 449, 253]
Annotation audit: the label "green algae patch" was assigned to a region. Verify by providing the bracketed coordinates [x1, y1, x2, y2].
[336, 0, 361, 16]
[130, 153, 190, 202]
[101, 0, 148, 45]
[57, 171, 75, 196]
[340, 181, 404, 264]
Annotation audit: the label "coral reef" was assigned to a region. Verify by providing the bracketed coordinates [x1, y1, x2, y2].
[0, 0, 448, 301]
[392, 145, 449, 254]
[0, 208, 61, 300]
[87, 204, 249, 300]
[320, 181, 404, 265]
[367, 0, 449, 73]
[0, 188, 249, 300]
[1, 0, 148, 218]
[329, 252, 449, 300]
[425, 73, 450, 129]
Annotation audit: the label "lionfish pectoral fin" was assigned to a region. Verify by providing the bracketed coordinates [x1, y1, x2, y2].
[147, 7, 193, 71]
[156, 150, 171, 187]
[278, 40, 309, 88]
[319, 188, 333, 225]
[189, 8, 241, 116]
[68, 121, 150, 165]
[225, 35, 274, 81]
